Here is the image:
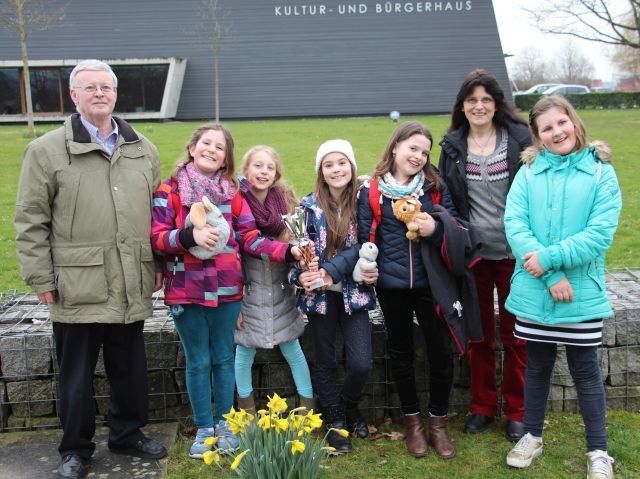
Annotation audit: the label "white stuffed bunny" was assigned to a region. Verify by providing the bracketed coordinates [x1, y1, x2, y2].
[185, 196, 230, 260]
[353, 242, 378, 283]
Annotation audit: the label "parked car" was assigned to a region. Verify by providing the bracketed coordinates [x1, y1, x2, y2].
[542, 84, 590, 95]
[515, 83, 561, 95]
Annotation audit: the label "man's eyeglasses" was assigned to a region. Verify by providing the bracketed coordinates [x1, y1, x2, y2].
[464, 97, 494, 106]
[74, 84, 116, 94]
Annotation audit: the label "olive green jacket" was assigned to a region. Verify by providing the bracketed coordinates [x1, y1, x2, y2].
[15, 114, 161, 323]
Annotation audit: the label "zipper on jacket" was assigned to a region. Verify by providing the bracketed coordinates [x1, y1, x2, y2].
[409, 239, 413, 288]
[167, 255, 178, 291]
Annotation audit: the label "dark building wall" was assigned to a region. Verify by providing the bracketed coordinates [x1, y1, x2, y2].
[0, 0, 510, 120]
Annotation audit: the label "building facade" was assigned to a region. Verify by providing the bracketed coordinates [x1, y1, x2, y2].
[0, 0, 510, 121]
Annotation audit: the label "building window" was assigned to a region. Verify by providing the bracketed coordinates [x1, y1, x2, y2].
[112, 65, 169, 113]
[0, 68, 20, 114]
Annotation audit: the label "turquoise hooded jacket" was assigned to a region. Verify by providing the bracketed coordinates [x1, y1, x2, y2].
[504, 143, 622, 324]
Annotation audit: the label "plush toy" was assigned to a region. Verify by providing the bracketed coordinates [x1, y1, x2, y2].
[185, 196, 230, 259]
[353, 242, 378, 283]
[392, 196, 429, 242]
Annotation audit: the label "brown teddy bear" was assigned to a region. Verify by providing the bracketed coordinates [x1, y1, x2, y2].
[392, 196, 429, 242]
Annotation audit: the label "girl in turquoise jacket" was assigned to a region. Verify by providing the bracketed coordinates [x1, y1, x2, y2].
[504, 96, 621, 479]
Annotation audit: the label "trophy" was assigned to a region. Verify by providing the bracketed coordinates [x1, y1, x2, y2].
[282, 207, 325, 290]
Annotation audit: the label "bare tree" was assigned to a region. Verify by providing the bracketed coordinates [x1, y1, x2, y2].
[192, 0, 231, 122]
[553, 39, 596, 84]
[510, 47, 550, 89]
[524, 0, 640, 49]
[0, 0, 67, 137]
[612, 44, 640, 78]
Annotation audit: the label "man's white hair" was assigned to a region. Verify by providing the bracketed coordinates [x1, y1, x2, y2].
[69, 59, 118, 89]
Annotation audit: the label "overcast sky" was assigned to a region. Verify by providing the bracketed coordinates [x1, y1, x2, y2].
[492, 0, 614, 81]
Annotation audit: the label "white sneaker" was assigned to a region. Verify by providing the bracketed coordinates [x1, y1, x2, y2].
[506, 432, 543, 468]
[587, 450, 614, 479]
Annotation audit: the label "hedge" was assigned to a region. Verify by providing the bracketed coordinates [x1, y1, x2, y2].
[514, 91, 640, 112]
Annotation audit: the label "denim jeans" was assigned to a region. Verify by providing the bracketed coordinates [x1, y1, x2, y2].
[524, 341, 607, 451]
[307, 291, 372, 413]
[376, 288, 454, 416]
[172, 302, 241, 428]
[235, 340, 313, 399]
[469, 259, 526, 420]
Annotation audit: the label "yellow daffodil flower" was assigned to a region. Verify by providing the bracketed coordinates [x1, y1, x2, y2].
[204, 436, 218, 447]
[230, 449, 250, 471]
[266, 393, 288, 414]
[275, 417, 289, 433]
[202, 450, 220, 465]
[329, 427, 349, 438]
[289, 440, 305, 455]
[305, 411, 323, 430]
[258, 413, 274, 430]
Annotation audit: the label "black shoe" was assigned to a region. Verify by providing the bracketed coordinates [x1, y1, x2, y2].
[57, 454, 89, 479]
[464, 414, 494, 434]
[326, 421, 352, 454]
[109, 436, 168, 459]
[346, 407, 369, 439]
[505, 420, 525, 443]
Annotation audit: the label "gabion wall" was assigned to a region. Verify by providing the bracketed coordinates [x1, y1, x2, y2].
[1, 269, 639, 432]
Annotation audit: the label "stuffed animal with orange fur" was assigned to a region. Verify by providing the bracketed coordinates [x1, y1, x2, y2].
[392, 196, 429, 242]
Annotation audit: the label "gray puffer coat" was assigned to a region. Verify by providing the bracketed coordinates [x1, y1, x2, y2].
[235, 254, 304, 349]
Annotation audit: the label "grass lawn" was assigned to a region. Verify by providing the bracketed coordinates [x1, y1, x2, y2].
[1, 109, 638, 291]
[165, 411, 640, 478]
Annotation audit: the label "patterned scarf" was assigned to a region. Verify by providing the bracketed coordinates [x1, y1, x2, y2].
[176, 162, 237, 208]
[378, 171, 426, 199]
[243, 186, 289, 237]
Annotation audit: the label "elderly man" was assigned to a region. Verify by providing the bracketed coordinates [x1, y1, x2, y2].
[15, 60, 166, 479]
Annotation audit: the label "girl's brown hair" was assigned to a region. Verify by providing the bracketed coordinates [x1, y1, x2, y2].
[374, 121, 441, 190]
[171, 123, 239, 190]
[241, 145, 299, 211]
[528, 95, 587, 152]
[315, 152, 358, 259]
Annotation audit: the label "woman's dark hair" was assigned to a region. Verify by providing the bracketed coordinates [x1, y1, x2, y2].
[448, 69, 527, 132]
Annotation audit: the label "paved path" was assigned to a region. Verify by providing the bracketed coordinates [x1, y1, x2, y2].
[0, 422, 178, 479]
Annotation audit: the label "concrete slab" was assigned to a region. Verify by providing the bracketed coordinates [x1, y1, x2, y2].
[0, 422, 178, 479]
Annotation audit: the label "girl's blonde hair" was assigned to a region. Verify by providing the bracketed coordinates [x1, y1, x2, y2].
[373, 121, 442, 190]
[315, 155, 358, 259]
[528, 95, 587, 152]
[171, 123, 239, 190]
[241, 145, 298, 212]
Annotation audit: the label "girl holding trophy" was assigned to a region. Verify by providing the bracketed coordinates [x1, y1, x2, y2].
[289, 140, 378, 454]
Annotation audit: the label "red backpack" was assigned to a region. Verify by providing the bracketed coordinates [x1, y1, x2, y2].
[367, 177, 441, 243]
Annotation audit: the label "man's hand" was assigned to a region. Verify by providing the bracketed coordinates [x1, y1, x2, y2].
[37, 291, 57, 304]
[154, 272, 164, 292]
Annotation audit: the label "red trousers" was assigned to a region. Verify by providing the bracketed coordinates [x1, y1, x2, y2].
[468, 259, 526, 420]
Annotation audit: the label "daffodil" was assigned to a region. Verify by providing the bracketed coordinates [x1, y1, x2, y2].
[258, 413, 274, 430]
[304, 410, 323, 430]
[202, 450, 220, 465]
[329, 427, 349, 438]
[230, 449, 250, 471]
[289, 440, 305, 455]
[204, 436, 218, 447]
[266, 393, 288, 414]
[274, 417, 289, 433]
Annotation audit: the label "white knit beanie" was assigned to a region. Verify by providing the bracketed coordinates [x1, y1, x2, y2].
[315, 139, 357, 173]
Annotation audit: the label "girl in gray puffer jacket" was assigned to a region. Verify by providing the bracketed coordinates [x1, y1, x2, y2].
[234, 146, 314, 416]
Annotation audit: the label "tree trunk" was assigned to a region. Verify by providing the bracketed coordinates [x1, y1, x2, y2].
[16, 0, 35, 138]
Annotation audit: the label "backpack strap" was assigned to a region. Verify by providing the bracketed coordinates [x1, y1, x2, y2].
[169, 179, 184, 228]
[368, 178, 382, 243]
[231, 191, 243, 218]
[368, 177, 441, 242]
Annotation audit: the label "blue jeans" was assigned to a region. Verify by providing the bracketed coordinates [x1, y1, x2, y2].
[172, 302, 241, 428]
[307, 291, 373, 412]
[235, 340, 313, 399]
[524, 341, 607, 451]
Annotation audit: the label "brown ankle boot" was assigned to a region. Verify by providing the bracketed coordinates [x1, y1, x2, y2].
[428, 415, 455, 459]
[237, 394, 256, 415]
[403, 414, 428, 457]
[298, 395, 316, 414]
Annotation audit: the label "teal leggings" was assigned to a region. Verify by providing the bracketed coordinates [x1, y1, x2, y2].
[235, 340, 313, 399]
